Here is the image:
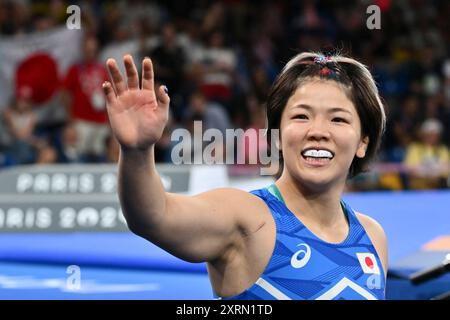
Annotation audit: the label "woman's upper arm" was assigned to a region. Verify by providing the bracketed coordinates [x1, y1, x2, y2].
[133, 188, 268, 263]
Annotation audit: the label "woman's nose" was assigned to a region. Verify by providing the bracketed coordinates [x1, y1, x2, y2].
[306, 118, 331, 141]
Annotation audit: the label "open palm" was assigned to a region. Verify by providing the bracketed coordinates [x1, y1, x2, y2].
[103, 55, 170, 150]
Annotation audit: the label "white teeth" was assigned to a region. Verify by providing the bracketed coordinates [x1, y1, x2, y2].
[303, 149, 333, 158]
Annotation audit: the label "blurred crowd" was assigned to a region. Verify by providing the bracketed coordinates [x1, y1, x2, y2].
[0, 0, 449, 190]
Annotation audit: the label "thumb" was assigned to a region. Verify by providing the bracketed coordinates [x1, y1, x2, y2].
[156, 85, 170, 107]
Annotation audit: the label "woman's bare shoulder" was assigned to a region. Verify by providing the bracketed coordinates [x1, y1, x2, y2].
[355, 213, 385, 234]
[195, 187, 272, 230]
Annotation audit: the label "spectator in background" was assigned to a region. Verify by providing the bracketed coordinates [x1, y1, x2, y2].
[35, 140, 58, 164]
[2, 86, 38, 164]
[384, 94, 423, 162]
[98, 4, 124, 46]
[150, 23, 185, 92]
[442, 59, 450, 146]
[0, 0, 31, 35]
[191, 30, 237, 107]
[61, 34, 110, 161]
[56, 123, 84, 163]
[184, 90, 231, 135]
[250, 65, 271, 103]
[200, 2, 227, 36]
[148, 23, 186, 119]
[98, 0, 160, 75]
[181, 91, 232, 163]
[238, 95, 268, 168]
[403, 118, 450, 189]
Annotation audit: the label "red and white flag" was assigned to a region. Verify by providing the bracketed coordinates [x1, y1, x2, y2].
[0, 26, 83, 109]
[356, 253, 380, 275]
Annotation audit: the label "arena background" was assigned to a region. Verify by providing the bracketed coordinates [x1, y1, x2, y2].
[0, 0, 449, 300]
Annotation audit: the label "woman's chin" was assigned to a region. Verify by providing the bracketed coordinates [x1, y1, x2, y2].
[292, 170, 342, 192]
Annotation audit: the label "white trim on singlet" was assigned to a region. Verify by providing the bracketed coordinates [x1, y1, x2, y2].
[255, 278, 292, 300]
[315, 277, 378, 300]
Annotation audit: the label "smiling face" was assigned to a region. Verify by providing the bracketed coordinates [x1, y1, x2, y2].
[279, 79, 369, 191]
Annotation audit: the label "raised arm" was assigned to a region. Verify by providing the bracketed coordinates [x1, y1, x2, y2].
[103, 55, 265, 263]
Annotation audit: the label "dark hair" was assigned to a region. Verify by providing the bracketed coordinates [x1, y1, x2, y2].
[266, 52, 386, 178]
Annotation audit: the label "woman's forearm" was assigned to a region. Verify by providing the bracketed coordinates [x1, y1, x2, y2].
[118, 146, 167, 233]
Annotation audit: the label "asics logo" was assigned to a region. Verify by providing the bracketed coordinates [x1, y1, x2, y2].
[290, 243, 311, 269]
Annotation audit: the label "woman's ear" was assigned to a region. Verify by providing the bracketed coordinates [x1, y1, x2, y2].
[356, 136, 369, 158]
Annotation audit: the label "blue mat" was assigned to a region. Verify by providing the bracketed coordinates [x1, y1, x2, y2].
[0, 232, 207, 273]
[0, 261, 212, 299]
[0, 190, 448, 273]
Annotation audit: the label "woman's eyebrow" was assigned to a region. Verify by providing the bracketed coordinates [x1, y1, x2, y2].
[328, 107, 353, 115]
[292, 104, 313, 111]
[292, 104, 352, 115]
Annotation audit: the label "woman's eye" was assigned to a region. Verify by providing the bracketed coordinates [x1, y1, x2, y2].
[293, 114, 308, 120]
[332, 117, 347, 123]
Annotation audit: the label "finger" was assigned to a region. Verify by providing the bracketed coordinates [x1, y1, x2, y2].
[124, 54, 139, 90]
[102, 81, 116, 106]
[141, 57, 154, 91]
[156, 85, 170, 106]
[106, 58, 126, 95]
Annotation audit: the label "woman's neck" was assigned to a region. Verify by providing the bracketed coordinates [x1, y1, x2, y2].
[275, 174, 346, 227]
